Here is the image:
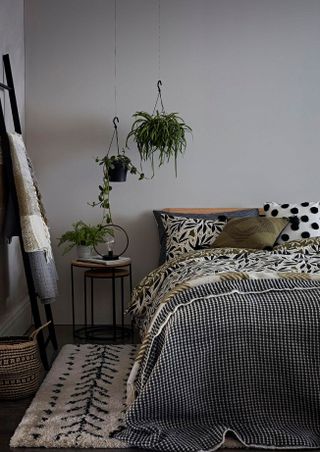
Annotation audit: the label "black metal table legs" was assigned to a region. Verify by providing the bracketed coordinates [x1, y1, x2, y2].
[71, 263, 132, 340]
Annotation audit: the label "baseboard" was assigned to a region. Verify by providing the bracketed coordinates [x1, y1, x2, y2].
[0, 296, 32, 336]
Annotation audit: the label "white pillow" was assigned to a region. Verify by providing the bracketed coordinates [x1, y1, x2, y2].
[263, 201, 320, 243]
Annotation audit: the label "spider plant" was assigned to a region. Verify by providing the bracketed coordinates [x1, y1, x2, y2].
[126, 111, 192, 177]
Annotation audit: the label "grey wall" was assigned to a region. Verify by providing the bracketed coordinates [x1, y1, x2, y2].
[0, 0, 31, 335]
[25, 0, 320, 324]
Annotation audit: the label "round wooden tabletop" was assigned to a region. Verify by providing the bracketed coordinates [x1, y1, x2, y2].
[71, 258, 131, 269]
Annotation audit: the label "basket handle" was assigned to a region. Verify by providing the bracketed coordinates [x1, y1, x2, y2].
[29, 321, 52, 341]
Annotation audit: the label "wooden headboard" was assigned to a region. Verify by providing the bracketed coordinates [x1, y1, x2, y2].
[163, 207, 265, 215]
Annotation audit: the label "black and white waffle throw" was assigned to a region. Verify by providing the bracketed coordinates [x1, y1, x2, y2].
[116, 279, 320, 451]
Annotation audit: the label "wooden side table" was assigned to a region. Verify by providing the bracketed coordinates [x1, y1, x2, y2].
[71, 259, 133, 340]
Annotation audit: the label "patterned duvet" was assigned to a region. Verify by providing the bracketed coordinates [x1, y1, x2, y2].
[115, 238, 320, 451]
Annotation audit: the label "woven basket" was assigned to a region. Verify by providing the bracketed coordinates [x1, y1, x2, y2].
[0, 321, 50, 400]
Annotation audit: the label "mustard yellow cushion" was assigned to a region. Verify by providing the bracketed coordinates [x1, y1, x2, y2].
[212, 217, 289, 250]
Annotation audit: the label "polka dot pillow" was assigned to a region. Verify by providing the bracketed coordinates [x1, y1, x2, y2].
[263, 202, 320, 244]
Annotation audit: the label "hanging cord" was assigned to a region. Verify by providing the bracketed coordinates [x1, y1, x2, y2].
[157, 0, 161, 80]
[152, 80, 165, 115]
[106, 116, 120, 156]
[114, 116, 120, 155]
[152, 0, 164, 116]
[114, 0, 118, 117]
[102, 116, 119, 225]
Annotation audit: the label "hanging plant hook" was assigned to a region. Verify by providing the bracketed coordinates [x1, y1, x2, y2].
[113, 116, 119, 129]
[152, 80, 165, 115]
[107, 116, 121, 157]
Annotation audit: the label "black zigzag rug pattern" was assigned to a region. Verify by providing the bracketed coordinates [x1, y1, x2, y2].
[10, 344, 138, 448]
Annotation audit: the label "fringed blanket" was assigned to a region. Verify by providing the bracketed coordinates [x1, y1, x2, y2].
[115, 239, 320, 451]
[3, 133, 58, 303]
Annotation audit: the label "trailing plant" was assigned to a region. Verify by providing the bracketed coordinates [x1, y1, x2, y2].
[89, 152, 144, 224]
[58, 221, 111, 255]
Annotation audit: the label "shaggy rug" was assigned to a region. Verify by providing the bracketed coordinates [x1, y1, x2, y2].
[10, 343, 138, 448]
[10, 342, 243, 450]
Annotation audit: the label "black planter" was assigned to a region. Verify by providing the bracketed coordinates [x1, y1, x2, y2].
[108, 162, 128, 182]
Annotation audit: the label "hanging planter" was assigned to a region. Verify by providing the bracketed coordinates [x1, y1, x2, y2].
[126, 81, 192, 177]
[106, 153, 142, 182]
[89, 117, 145, 225]
[103, 117, 135, 183]
[108, 158, 128, 182]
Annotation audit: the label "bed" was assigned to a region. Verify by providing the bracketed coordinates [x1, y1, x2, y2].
[114, 208, 320, 452]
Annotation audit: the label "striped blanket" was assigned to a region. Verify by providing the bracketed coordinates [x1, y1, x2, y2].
[115, 240, 320, 451]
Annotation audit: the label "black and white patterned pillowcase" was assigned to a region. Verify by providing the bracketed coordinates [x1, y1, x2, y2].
[263, 202, 320, 244]
[160, 213, 227, 262]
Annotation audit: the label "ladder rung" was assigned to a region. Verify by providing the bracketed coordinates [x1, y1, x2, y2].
[0, 82, 11, 91]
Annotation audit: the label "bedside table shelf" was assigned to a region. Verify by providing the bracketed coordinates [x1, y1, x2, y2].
[70, 259, 133, 340]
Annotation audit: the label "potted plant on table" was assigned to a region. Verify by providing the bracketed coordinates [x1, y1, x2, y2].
[58, 221, 111, 258]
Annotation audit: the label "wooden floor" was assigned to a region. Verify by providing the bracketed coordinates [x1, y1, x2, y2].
[0, 325, 262, 452]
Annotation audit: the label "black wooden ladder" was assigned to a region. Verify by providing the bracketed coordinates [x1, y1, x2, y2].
[0, 53, 58, 369]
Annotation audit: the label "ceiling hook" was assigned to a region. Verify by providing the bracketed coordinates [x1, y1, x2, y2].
[113, 116, 119, 128]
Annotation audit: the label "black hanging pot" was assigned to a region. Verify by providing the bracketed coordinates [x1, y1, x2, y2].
[108, 162, 128, 182]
